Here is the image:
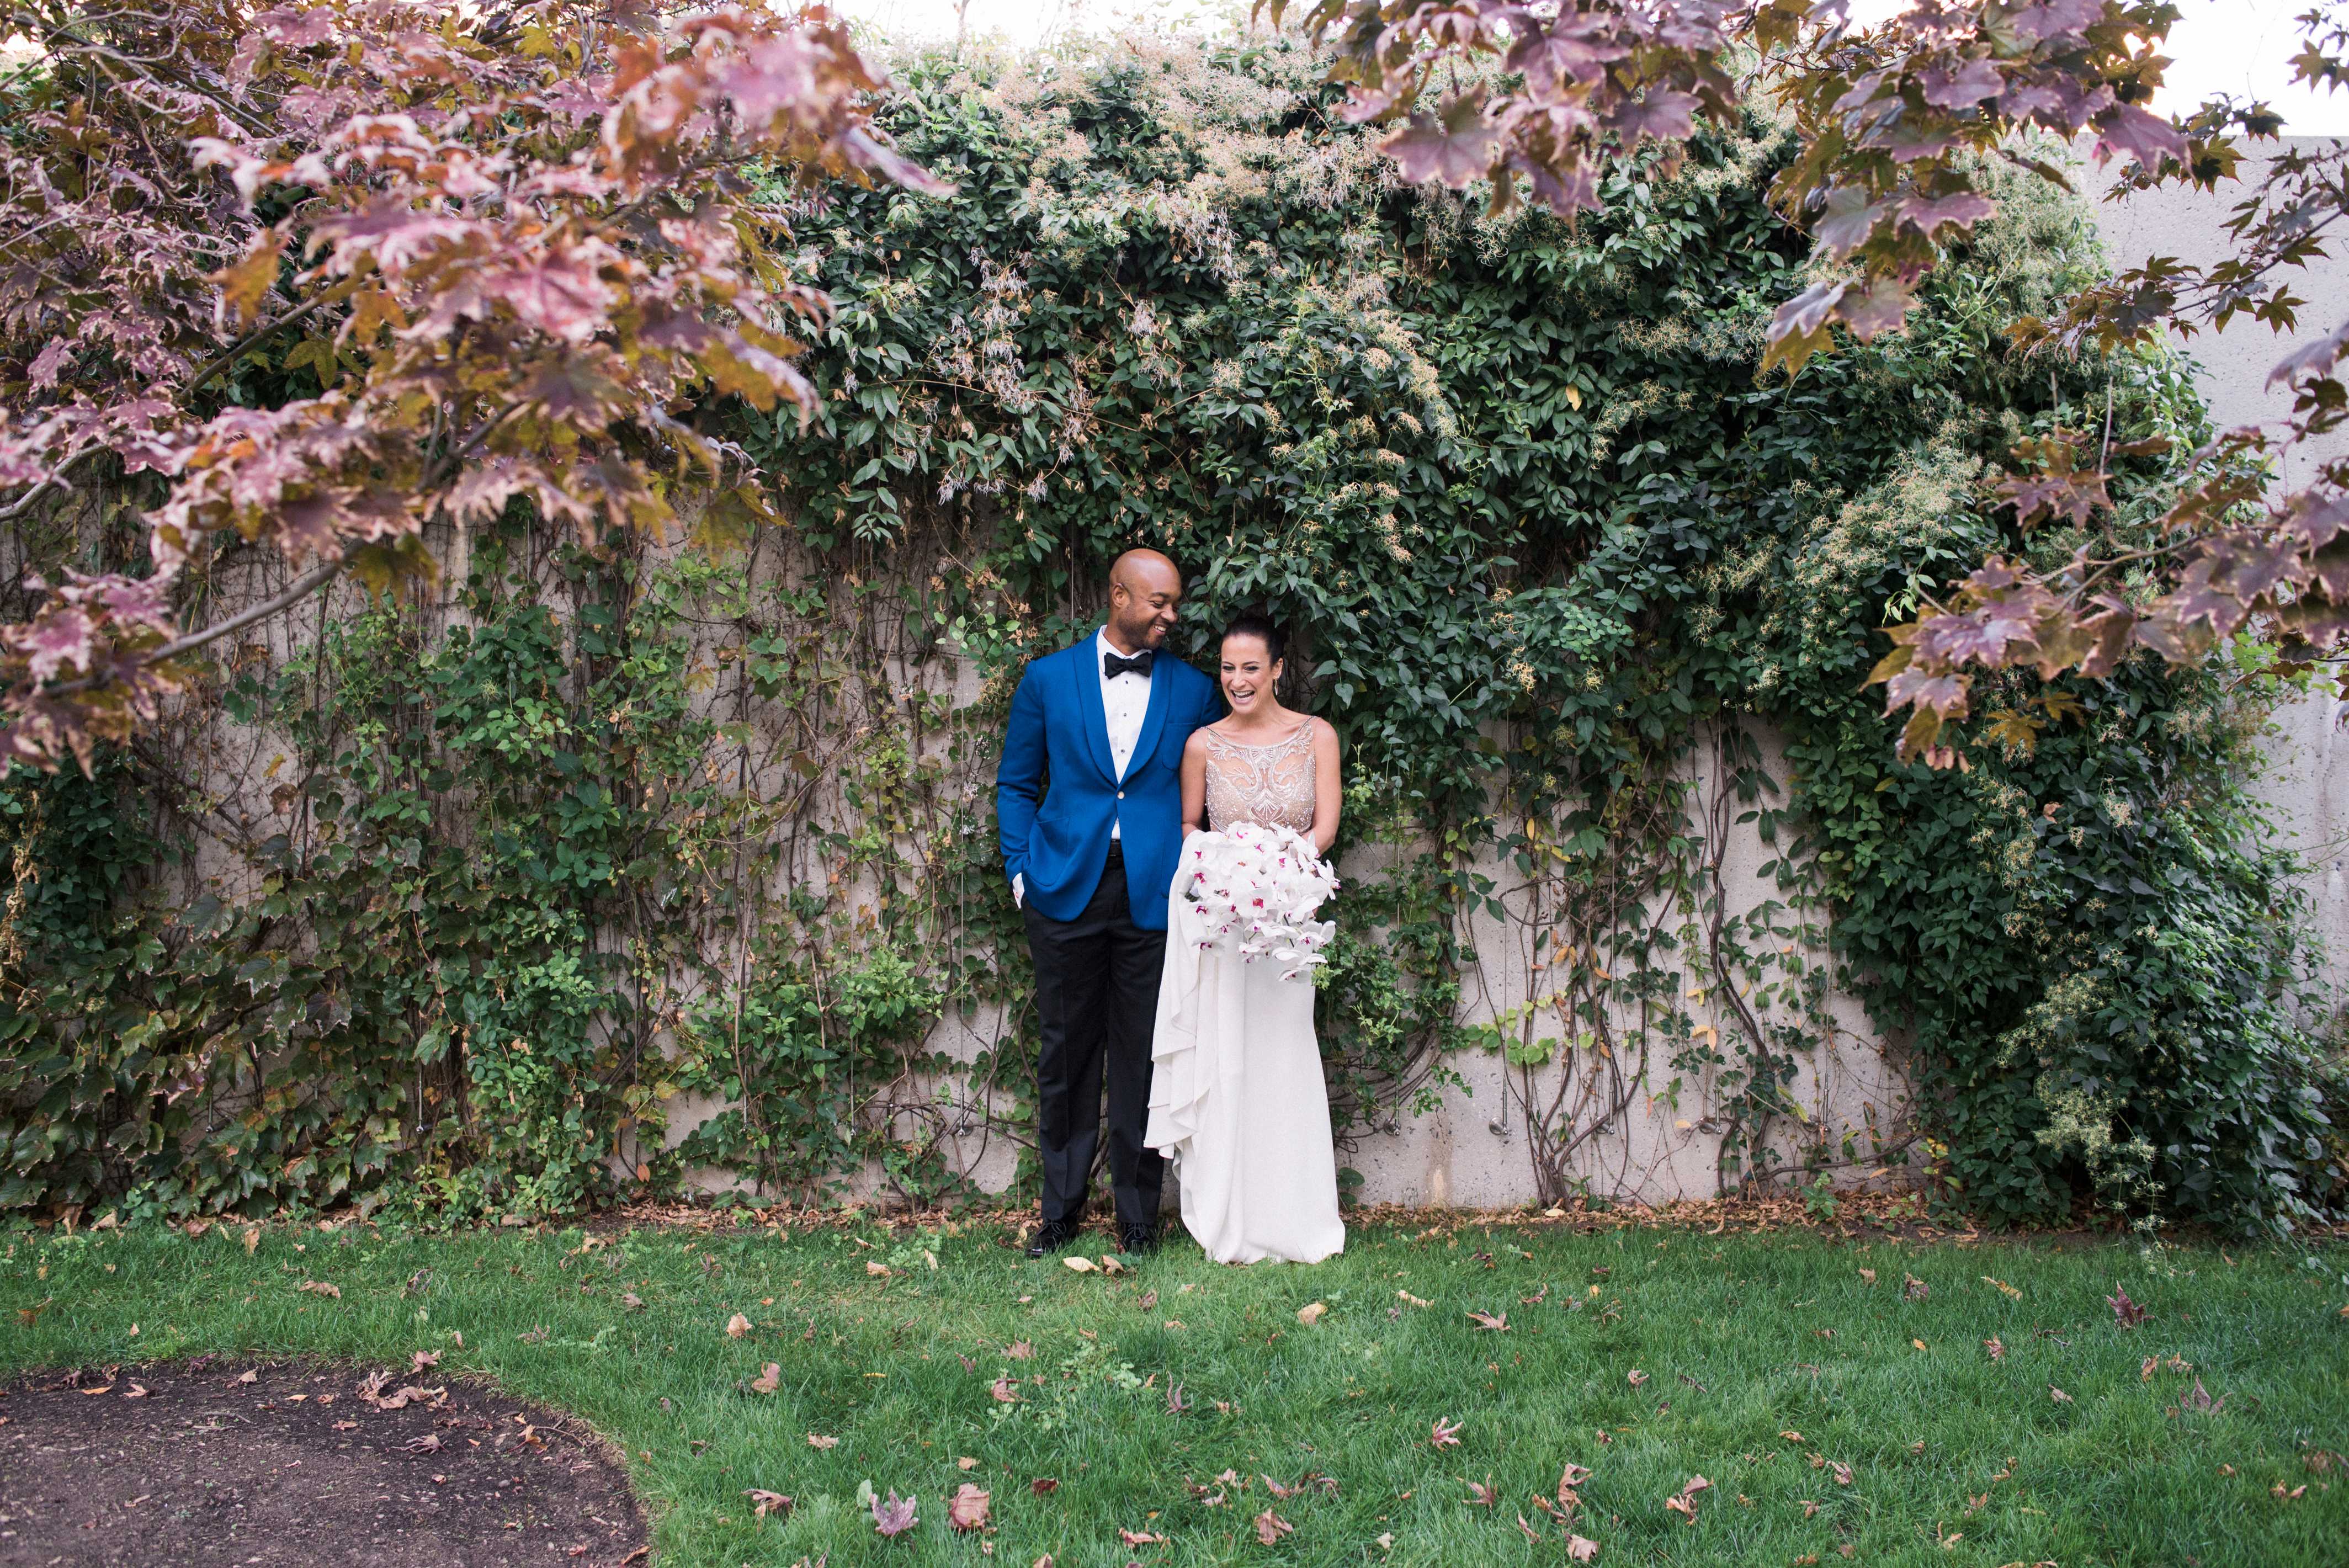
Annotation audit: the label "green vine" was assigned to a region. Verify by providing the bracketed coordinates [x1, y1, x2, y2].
[0, 32, 2337, 1234]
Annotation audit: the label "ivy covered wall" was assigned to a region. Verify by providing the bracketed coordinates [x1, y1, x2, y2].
[1, 33, 2337, 1234]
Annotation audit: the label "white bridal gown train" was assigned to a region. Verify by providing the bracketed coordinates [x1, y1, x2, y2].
[1144, 724, 1346, 1265]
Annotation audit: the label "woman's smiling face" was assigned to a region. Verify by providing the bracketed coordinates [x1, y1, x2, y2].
[1219, 633, 1279, 715]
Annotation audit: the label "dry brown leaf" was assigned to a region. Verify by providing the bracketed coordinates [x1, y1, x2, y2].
[949, 1483, 992, 1532]
[1429, 1417, 1463, 1449]
[1030, 1477, 1059, 1495]
[295, 1280, 341, 1299]
[1664, 1495, 1696, 1523]
[750, 1363, 781, 1395]
[744, 1488, 792, 1519]
[237, 1369, 258, 1385]
[725, 1313, 752, 1339]
[1857, 1268, 1877, 1285]
[1464, 1478, 1498, 1508]
[1296, 1301, 1327, 1326]
[1117, 1527, 1166, 1545]
[1625, 1369, 1648, 1387]
[1397, 1289, 1432, 1309]
[1985, 1336, 2006, 1360]
[1829, 1461, 1853, 1486]
[1516, 1513, 1543, 1543]
[958, 1456, 981, 1471]
[621, 1291, 645, 1311]
[410, 1351, 440, 1374]
[1253, 1507, 1293, 1545]
[2049, 1385, 2074, 1405]
[1468, 1309, 1509, 1331]
[1005, 1340, 1034, 1359]
[1062, 1256, 1097, 1274]
[1101, 1256, 1128, 1275]
[1779, 1429, 1804, 1443]
[242, 1226, 260, 1256]
[806, 1432, 839, 1449]
[990, 1376, 1021, 1404]
[1566, 1533, 1600, 1561]
[866, 1261, 891, 1278]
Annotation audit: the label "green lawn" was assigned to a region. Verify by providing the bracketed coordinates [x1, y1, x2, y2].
[4, 1212, 2344, 1566]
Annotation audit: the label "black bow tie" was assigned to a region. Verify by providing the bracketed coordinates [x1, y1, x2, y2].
[1103, 649, 1153, 680]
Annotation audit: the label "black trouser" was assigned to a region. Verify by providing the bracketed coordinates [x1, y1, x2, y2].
[1026, 841, 1166, 1232]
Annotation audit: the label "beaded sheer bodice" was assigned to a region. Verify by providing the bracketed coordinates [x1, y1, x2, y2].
[1202, 722, 1317, 835]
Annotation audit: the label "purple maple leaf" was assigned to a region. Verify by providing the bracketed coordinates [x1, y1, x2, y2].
[2106, 1287, 2148, 1328]
[1381, 93, 1497, 189]
[873, 1488, 918, 1537]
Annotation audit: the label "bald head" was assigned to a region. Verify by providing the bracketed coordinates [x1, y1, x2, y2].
[1106, 548, 1184, 653]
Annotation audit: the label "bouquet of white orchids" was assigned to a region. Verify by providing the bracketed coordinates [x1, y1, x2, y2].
[1177, 821, 1339, 977]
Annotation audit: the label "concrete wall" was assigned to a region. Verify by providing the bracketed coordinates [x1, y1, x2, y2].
[801, 139, 2349, 1214]
[2086, 139, 2349, 993]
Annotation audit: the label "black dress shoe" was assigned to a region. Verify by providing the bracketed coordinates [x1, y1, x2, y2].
[1025, 1219, 1080, 1259]
[1118, 1224, 1157, 1256]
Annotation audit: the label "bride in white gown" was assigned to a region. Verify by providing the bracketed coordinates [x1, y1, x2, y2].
[1144, 612, 1347, 1265]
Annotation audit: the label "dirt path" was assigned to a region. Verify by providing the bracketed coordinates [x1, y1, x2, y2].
[0, 1358, 647, 1567]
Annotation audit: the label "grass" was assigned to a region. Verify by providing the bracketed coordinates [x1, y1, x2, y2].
[4, 1211, 2345, 1566]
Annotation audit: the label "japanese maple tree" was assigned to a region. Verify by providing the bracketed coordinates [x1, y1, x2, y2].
[1273, 0, 2348, 762]
[0, 0, 939, 769]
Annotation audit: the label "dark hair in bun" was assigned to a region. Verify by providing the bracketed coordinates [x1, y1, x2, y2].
[1220, 610, 1285, 666]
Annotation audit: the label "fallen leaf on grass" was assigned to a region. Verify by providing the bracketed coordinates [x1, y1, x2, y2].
[1912, 1338, 1928, 1352]
[745, 1489, 792, 1519]
[1625, 1370, 1648, 1387]
[1903, 1274, 1930, 1301]
[2049, 1386, 2074, 1404]
[1857, 1268, 1876, 1286]
[1800, 1499, 1819, 1518]
[1031, 1477, 1059, 1495]
[750, 1364, 781, 1395]
[1463, 1478, 1497, 1508]
[410, 1351, 440, 1374]
[1829, 1462, 1853, 1486]
[1516, 1513, 1543, 1543]
[949, 1484, 992, 1532]
[1397, 1290, 1431, 1309]
[807, 1432, 839, 1449]
[1101, 1256, 1128, 1275]
[1118, 1527, 1166, 1545]
[1253, 1507, 1293, 1545]
[1138, 1289, 1158, 1310]
[991, 1376, 1021, 1404]
[1297, 1301, 1327, 1326]
[958, 1456, 981, 1471]
[1779, 1430, 1804, 1444]
[2273, 1482, 2308, 1501]
[1981, 1275, 2022, 1300]
[867, 1261, 892, 1278]
[2107, 1286, 2148, 1328]
[2181, 1378, 2224, 1413]
[1984, 1336, 2005, 1361]
[1558, 1461, 1591, 1498]
[1429, 1417, 1463, 1449]
[1565, 1533, 1600, 1561]
[872, 1489, 918, 1537]
[237, 1369, 258, 1385]
[725, 1314, 752, 1339]
[1063, 1256, 1097, 1274]
[295, 1281, 341, 1299]
[1468, 1309, 1508, 1332]
[620, 1292, 645, 1311]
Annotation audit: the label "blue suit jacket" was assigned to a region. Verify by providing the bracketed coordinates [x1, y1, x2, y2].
[996, 633, 1220, 931]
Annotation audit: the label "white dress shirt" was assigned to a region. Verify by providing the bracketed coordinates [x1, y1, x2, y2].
[1015, 629, 1153, 908]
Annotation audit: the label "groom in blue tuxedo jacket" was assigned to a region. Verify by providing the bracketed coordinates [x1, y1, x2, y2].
[996, 549, 1220, 1257]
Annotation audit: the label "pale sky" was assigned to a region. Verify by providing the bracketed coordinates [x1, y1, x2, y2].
[838, 0, 2349, 134]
